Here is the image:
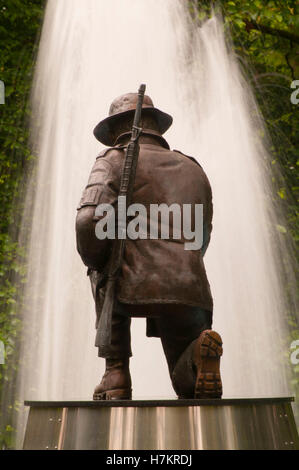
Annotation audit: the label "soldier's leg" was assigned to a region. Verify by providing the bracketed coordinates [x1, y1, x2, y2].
[93, 312, 132, 400]
[157, 307, 222, 399]
[89, 272, 132, 400]
[172, 329, 223, 399]
[93, 304, 132, 400]
[95, 288, 132, 359]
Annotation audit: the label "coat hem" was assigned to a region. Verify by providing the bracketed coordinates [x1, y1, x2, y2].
[117, 296, 213, 311]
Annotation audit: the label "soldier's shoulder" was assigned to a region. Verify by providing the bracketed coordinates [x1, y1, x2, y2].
[96, 145, 127, 160]
[172, 149, 202, 168]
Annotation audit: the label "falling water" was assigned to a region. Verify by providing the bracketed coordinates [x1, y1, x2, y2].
[16, 0, 295, 439]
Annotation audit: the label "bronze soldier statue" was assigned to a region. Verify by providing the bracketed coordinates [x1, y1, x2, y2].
[76, 90, 223, 400]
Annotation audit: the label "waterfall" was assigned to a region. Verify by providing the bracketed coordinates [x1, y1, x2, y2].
[16, 0, 295, 437]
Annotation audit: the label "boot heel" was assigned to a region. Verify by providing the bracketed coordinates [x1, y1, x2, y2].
[93, 388, 132, 401]
[193, 330, 223, 399]
[106, 388, 132, 400]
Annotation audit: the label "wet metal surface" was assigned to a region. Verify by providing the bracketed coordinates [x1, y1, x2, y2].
[23, 397, 299, 450]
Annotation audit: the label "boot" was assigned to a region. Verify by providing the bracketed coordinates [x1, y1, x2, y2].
[93, 358, 132, 400]
[193, 329, 223, 399]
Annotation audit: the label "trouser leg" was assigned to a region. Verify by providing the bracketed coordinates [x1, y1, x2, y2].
[93, 311, 132, 400]
[171, 339, 200, 398]
[156, 307, 212, 398]
[89, 271, 132, 359]
[95, 289, 132, 359]
[97, 310, 132, 359]
[89, 271, 132, 400]
[93, 302, 132, 400]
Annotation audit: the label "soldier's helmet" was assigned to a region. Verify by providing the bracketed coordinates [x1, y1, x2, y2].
[93, 93, 173, 146]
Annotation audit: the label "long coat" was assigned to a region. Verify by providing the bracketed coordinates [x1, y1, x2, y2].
[76, 131, 213, 330]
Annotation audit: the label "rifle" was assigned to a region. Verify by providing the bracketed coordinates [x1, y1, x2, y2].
[96, 84, 146, 355]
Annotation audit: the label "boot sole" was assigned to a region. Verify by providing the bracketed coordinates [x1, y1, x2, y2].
[193, 330, 223, 399]
[93, 388, 132, 401]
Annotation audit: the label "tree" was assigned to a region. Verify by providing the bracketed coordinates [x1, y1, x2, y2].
[0, 0, 45, 448]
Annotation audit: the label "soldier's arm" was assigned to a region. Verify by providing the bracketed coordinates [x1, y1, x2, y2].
[173, 149, 213, 256]
[76, 156, 116, 271]
[201, 176, 213, 257]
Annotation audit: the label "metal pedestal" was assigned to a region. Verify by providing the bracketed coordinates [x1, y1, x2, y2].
[23, 397, 299, 450]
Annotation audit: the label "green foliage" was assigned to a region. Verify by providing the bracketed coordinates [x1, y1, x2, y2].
[0, 0, 45, 449]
